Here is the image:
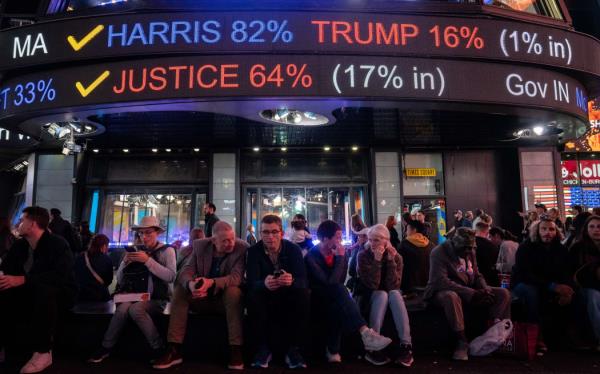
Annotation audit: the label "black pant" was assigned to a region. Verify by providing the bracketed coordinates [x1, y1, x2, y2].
[247, 287, 310, 350]
[0, 283, 69, 352]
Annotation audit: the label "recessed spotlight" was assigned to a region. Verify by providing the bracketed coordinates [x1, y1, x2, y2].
[533, 126, 545, 136]
[324, 146, 331, 151]
[193, 148, 200, 152]
[281, 147, 287, 152]
[165, 148, 171, 152]
[123, 149, 129, 153]
[253, 147, 260, 152]
[92, 149, 99, 153]
[152, 148, 158, 153]
[351, 146, 359, 151]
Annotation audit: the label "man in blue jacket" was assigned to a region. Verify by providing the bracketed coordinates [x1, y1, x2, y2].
[246, 214, 310, 369]
[0, 206, 76, 373]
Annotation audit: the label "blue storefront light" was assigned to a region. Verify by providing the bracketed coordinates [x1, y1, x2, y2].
[89, 190, 100, 233]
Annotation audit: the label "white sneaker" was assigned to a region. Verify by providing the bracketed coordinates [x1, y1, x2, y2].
[20, 351, 52, 373]
[325, 348, 342, 363]
[361, 328, 392, 352]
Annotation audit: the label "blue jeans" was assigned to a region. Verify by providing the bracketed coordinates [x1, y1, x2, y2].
[102, 300, 166, 350]
[583, 288, 600, 342]
[512, 283, 541, 324]
[369, 290, 412, 345]
[313, 284, 366, 354]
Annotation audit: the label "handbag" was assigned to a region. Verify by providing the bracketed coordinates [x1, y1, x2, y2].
[84, 252, 105, 285]
[469, 319, 513, 356]
[496, 321, 539, 360]
[114, 244, 168, 294]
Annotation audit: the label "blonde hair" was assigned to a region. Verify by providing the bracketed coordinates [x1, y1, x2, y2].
[368, 223, 391, 240]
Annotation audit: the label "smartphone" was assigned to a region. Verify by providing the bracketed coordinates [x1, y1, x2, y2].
[273, 270, 283, 278]
[125, 246, 138, 253]
[194, 278, 205, 289]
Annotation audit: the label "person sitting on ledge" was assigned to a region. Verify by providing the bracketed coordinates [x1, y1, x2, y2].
[424, 227, 511, 361]
[73, 233, 113, 302]
[0, 206, 76, 374]
[305, 220, 392, 364]
[153, 221, 248, 370]
[87, 216, 176, 365]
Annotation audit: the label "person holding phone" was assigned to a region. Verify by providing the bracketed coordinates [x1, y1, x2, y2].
[305, 220, 392, 364]
[246, 214, 310, 369]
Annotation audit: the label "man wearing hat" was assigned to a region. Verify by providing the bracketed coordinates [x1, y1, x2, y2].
[424, 227, 511, 361]
[88, 216, 176, 365]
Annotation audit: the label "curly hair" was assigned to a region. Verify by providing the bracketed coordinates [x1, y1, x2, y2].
[529, 218, 564, 243]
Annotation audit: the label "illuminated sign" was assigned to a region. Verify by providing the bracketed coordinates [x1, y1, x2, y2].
[565, 99, 600, 152]
[0, 55, 588, 120]
[405, 168, 437, 177]
[0, 11, 599, 85]
[0, 127, 37, 148]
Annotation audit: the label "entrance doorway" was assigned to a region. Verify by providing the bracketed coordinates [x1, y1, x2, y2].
[244, 185, 367, 243]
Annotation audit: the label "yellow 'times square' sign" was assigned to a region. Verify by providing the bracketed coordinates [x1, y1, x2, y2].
[405, 168, 437, 177]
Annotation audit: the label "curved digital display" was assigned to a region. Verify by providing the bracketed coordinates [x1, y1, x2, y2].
[1, 11, 599, 86]
[0, 55, 589, 120]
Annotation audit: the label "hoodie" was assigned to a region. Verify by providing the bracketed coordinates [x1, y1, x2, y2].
[399, 233, 434, 292]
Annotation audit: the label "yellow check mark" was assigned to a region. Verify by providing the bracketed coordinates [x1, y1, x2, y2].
[67, 25, 104, 51]
[76, 71, 110, 98]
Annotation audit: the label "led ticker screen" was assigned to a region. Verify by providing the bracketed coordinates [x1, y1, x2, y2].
[1, 11, 599, 81]
[0, 55, 589, 120]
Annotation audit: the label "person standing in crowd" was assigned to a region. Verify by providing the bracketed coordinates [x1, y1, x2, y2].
[49, 208, 81, 253]
[203, 203, 220, 238]
[347, 227, 369, 294]
[400, 212, 412, 239]
[463, 211, 474, 229]
[511, 217, 574, 356]
[246, 214, 310, 369]
[0, 206, 76, 374]
[424, 228, 511, 361]
[246, 224, 257, 246]
[73, 234, 113, 302]
[385, 215, 400, 249]
[79, 221, 94, 253]
[474, 214, 500, 287]
[357, 224, 414, 367]
[520, 211, 539, 241]
[535, 203, 548, 216]
[288, 214, 313, 255]
[176, 227, 205, 270]
[153, 221, 248, 370]
[88, 216, 176, 364]
[548, 207, 565, 234]
[305, 220, 392, 364]
[489, 227, 519, 275]
[399, 220, 434, 297]
[471, 208, 485, 230]
[351, 213, 367, 244]
[0, 217, 15, 264]
[415, 210, 432, 239]
[568, 215, 600, 352]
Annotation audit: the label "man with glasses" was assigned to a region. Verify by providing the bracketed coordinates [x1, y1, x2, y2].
[246, 214, 310, 369]
[0, 206, 76, 373]
[424, 228, 511, 361]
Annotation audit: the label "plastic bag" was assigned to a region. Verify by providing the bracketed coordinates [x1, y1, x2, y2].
[469, 319, 513, 356]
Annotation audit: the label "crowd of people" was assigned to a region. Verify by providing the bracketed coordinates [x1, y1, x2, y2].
[0, 202, 598, 373]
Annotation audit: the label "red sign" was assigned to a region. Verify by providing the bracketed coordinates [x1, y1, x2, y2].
[579, 159, 600, 185]
[561, 160, 579, 185]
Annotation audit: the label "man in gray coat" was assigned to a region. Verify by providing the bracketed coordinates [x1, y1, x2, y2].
[425, 228, 511, 361]
[153, 221, 248, 370]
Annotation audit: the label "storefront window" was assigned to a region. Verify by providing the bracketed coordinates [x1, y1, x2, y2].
[100, 193, 193, 247]
[483, 0, 564, 20]
[402, 153, 444, 196]
[561, 153, 600, 212]
[520, 150, 559, 212]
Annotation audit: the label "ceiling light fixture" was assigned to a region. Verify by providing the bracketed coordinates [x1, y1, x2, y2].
[260, 109, 329, 126]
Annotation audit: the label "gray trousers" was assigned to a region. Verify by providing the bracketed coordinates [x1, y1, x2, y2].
[102, 300, 166, 350]
[431, 288, 511, 332]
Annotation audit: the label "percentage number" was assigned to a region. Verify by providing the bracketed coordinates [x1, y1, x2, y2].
[343, 65, 404, 89]
[507, 31, 543, 55]
[250, 64, 313, 88]
[12, 79, 56, 107]
[231, 20, 294, 43]
[429, 26, 485, 49]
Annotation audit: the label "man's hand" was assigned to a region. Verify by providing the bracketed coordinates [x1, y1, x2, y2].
[277, 271, 293, 287]
[554, 284, 574, 306]
[0, 275, 26, 291]
[188, 277, 212, 299]
[334, 243, 346, 257]
[264, 275, 280, 291]
[126, 251, 150, 264]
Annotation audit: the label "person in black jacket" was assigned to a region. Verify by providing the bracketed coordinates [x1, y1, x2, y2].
[385, 215, 400, 249]
[0, 206, 76, 374]
[203, 202, 220, 238]
[246, 214, 310, 369]
[474, 215, 500, 287]
[511, 216, 574, 356]
[399, 219, 434, 295]
[568, 215, 600, 350]
[49, 208, 81, 253]
[73, 234, 113, 302]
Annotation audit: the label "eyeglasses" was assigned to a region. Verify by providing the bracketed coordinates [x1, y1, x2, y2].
[138, 229, 157, 236]
[261, 230, 281, 236]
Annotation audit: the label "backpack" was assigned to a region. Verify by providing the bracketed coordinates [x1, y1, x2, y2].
[114, 245, 168, 294]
